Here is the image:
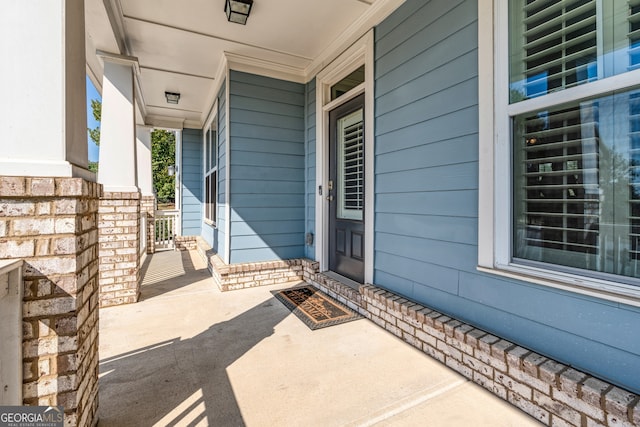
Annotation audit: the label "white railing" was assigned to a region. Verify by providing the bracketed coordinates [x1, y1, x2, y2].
[155, 209, 178, 250]
[139, 212, 147, 256]
[0, 259, 23, 405]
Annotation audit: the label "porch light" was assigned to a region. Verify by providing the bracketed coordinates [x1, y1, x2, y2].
[165, 92, 180, 105]
[225, 0, 253, 25]
[167, 165, 176, 176]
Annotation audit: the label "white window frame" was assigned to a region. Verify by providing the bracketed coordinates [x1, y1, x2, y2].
[478, 0, 640, 307]
[203, 102, 218, 227]
[315, 30, 375, 284]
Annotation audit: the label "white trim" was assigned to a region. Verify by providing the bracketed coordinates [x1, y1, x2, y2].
[224, 65, 231, 264]
[175, 129, 183, 236]
[493, 0, 512, 270]
[477, 0, 640, 305]
[315, 30, 375, 284]
[225, 52, 306, 84]
[103, 185, 140, 193]
[202, 103, 219, 227]
[145, 115, 185, 130]
[0, 159, 95, 180]
[197, 0, 404, 89]
[305, 0, 405, 79]
[96, 50, 140, 75]
[506, 68, 640, 116]
[478, 265, 640, 308]
[363, 34, 375, 285]
[323, 83, 365, 113]
[477, 0, 494, 268]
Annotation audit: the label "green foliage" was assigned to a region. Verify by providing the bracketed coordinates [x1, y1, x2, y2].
[152, 130, 176, 203]
[88, 99, 101, 146]
[85, 99, 175, 201]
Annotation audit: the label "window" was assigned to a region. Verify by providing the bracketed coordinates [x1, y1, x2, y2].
[204, 122, 217, 224]
[480, 0, 640, 301]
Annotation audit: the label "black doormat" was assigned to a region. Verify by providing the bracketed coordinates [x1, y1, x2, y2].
[273, 285, 362, 330]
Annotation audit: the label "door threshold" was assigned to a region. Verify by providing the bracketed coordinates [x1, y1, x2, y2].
[323, 271, 361, 291]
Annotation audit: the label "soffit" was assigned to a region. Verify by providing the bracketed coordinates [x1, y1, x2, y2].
[85, 0, 393, 128]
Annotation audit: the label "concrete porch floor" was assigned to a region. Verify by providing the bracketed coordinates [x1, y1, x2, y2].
[98, 250, 542, 426]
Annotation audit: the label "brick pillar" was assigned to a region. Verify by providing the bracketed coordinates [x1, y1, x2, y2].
[140, 195, 156, 254]
[0, 176, 100, 427]
[98, 191, 141, 307]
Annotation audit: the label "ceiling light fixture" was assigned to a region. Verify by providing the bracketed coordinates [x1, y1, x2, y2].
[165, 92, 180, 104]
[225, 0, 253, 25]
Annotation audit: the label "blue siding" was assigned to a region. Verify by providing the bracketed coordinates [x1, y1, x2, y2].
[216, 82, 227, 257]
[200, 82, 227, 255]
[181, 128, 202, 236]
[374, 0, 640, 393]
[305, 79, 316, 260]
[228, 71, 305, 263]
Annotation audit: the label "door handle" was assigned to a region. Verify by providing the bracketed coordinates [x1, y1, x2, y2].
[327, 195, 334, 202]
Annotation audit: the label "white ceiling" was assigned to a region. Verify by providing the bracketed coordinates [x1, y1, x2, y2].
[85, 0, 394, 129]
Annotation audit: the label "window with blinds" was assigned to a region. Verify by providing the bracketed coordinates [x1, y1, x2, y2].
[337, 109, 364, 221]
[630, 93, 640, 261]
[509, 0, 638, 102]
[204, 125, 217, 224]
[514, 101, 600, 261]
[518, 0, 597, 100]
[631, 0, 640, 68]
[508, 0, 640, 282]
[513, 89, 640, 279]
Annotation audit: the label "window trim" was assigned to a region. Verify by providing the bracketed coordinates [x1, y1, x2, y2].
[478, 0, 640, 307]
[203, 103, 218, 227]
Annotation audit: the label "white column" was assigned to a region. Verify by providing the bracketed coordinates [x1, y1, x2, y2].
[0, 0, 90, 178]
[98, 53, 140, 192]
[136, 126, 153, 196]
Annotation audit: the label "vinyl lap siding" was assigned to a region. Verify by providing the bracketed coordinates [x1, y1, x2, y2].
[228, 71, 305, 263]
[305, 79, 316, 260]
[374, 0, 640, 393]
[181, 128, 202, 236]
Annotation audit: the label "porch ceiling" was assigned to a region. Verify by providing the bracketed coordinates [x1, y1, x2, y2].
[85, 0, 390, 129]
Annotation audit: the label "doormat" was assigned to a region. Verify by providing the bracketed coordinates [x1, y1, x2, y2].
[273, 285, 362, 330]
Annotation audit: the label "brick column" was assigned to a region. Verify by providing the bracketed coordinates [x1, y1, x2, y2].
[140, 195, 156, 254]
[0, 176, 100, 427]
[98, 191, 141, 307]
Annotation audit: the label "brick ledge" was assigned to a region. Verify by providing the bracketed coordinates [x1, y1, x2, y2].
[307, 276, 640, 426]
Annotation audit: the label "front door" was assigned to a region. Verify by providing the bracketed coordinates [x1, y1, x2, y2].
[328, 94, 365, 283]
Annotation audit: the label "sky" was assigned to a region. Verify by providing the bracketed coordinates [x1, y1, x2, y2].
[86, 76, 101, 162]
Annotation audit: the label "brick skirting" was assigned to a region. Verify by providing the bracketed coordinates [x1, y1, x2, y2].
[196, 238, 304, 291]
[303, 265, 640, 427]
[175, 235, 197, 251]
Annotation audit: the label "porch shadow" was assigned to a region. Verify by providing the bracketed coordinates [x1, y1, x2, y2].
[139, 250, 207, 300]
[98, 296, 288, 426]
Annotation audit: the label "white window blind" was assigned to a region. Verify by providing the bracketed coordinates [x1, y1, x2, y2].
[630, 0, 640, 69]
[511, 0, 597, 101]
[337, 109, 364, 221]
[514, 102, 600, 260]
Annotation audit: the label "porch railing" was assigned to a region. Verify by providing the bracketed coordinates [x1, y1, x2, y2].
[0, 259, 23, 405]
[139, 212, 147, 256]
[155, 209, 178, 250]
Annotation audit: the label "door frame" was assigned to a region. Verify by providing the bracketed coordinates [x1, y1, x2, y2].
[315, 30, 374, 284]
